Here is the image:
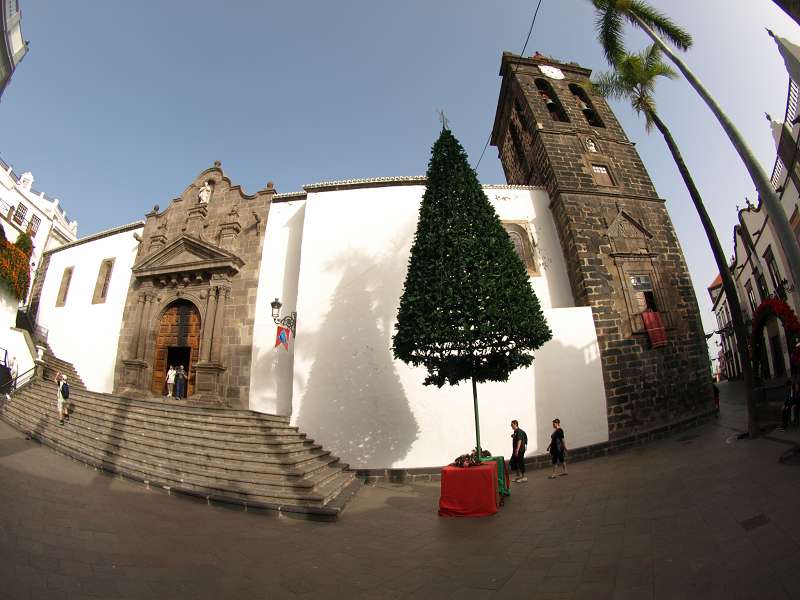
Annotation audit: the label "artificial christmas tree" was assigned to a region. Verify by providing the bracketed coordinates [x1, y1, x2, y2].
[393, 127, 551, 454]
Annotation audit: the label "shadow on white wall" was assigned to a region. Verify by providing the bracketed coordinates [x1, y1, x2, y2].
[296, 250, 420, 468]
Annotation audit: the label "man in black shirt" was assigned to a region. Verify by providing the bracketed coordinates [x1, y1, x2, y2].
[510, 420, 528, 483]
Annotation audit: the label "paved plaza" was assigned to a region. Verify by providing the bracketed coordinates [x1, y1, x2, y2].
[0, 382, 799, 599]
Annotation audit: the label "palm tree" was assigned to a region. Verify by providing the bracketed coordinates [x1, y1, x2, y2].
[594, 45, 758, 437]
[589, 0, 800, 313]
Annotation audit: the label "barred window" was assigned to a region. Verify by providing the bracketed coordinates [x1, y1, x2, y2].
[592, 164, 614, 186]
[12, 204, 27, 225]
[28, 214, 41, 236]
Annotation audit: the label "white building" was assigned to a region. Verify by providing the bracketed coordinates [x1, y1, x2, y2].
[709, 31, 800, 383]
[0, 158, 79, 297]
[32, 177, 610, 470]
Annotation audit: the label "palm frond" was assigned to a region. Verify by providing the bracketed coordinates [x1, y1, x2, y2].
[594, 2, 627, 66]
[628, 0, 693, 51]
[591, 72, 624, 100]
[641, 44, 678, 81]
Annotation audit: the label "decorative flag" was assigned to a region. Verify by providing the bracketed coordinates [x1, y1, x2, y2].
[275, 325, 291, 350]
[641, 310, 667, 348]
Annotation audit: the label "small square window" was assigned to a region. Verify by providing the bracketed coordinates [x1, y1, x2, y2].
[592, 164, 615, 186]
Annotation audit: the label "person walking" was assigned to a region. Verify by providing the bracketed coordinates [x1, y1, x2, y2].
[780, 380, 800, 431]
[547, 418, 567, 479]
[56, 374, 70, 425]
[509, 420, 528, 483]
[165, 366, 176, 399]
[5, 356, 18, 400]
[175, 365, 186, 400]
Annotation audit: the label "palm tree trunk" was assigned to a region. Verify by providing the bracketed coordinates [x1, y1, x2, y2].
[630, 12, 800, 306]
[650, 110, 758, 437]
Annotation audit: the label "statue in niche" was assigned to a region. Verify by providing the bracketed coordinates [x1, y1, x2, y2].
[586, 138, 598, 153]
[198, 181, 214, 204]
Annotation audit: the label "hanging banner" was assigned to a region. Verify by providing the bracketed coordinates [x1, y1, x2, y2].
[274, 325, 292, 350]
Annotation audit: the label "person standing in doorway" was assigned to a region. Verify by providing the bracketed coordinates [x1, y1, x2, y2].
[509, 420, 528, 483]
[547, 418, 567, 479]
[175, 365, 186, 400]
[165, 366, 176, 399]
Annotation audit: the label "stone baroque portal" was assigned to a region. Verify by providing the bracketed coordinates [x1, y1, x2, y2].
[114, 163, 274, 406]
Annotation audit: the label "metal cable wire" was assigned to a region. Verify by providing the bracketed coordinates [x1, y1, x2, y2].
[474, 0, 545, 172]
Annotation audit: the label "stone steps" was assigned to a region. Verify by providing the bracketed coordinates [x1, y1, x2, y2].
[40, 344, 87, 390]
[24, 381, 295, 433]
[2, 393, 341, 475]
[1, 354, 358, 517]
[1, 401, 347, 498]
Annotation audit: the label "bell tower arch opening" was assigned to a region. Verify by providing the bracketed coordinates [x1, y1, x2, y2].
[151, 299, 202, 397]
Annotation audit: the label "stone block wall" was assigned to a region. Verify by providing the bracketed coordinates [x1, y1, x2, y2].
[491, 53, 712, 437]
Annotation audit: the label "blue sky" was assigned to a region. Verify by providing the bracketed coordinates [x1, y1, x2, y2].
[1, 0, 797, 352]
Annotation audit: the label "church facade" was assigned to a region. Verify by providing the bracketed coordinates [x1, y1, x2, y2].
[26, 54, 713, 470]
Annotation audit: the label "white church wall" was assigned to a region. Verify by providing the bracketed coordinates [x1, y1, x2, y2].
[1, 328, 36, 380]
[36, 225, 143, 393]
[0, 281, 18, 333]
[249, 199, 306, 416]
[0, 280, 35, 377]
[286, 183, 608, 470]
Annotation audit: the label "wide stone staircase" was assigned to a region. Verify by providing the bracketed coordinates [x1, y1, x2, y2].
[0, 349, 359, 519]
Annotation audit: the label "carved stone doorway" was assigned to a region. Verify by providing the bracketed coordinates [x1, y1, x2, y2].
[151, 300, 201, 396]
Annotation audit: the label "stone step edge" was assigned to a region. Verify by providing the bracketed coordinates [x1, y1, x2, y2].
[0, 410, 347, 503]
[1, 401, 339, 476]
[17, 386, 298, 433]
[27, 424, 351, 518]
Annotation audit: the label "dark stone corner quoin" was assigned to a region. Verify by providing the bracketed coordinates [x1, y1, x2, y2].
[490, 51, 713, 440]
[112, 163, 276, 408]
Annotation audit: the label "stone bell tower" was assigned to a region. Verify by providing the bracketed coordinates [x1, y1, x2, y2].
[491, 52, 712, 437]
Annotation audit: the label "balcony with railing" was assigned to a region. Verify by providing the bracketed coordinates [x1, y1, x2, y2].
[0, 155, 69, 219]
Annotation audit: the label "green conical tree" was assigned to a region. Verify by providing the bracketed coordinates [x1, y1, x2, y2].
[393, 127, 552, 455]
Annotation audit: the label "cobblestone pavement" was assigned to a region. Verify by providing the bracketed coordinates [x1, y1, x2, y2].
[1, 383, 799, 599]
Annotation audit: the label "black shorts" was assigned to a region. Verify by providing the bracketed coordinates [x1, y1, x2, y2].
[551, 451, 564, 465]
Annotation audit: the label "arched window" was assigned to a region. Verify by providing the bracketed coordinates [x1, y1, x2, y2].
[502, 222, 539, 276]
[569, 84, 605, 128]
[534, 79, 569, 123]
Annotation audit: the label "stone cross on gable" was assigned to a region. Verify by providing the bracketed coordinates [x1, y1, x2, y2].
[436, 109, 449, 131]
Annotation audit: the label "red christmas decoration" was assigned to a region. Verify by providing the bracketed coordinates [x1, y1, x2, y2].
[750, 298, 800, 372]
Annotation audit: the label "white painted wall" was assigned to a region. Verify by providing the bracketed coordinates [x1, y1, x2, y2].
[0, 281, 17, 333]
[250, 200, 305, 415]
[259, 183, 608, 470]
[0, 328, 36, 381]
[36, 226, 143, 392]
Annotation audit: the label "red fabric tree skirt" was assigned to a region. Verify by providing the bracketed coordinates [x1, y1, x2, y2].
[438, 464, 498, 517]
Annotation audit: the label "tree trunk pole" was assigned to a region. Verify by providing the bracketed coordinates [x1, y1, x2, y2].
[631, 12, 800, 308]
[651, 111, 758, 437]
[472, 377, 482, 456]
